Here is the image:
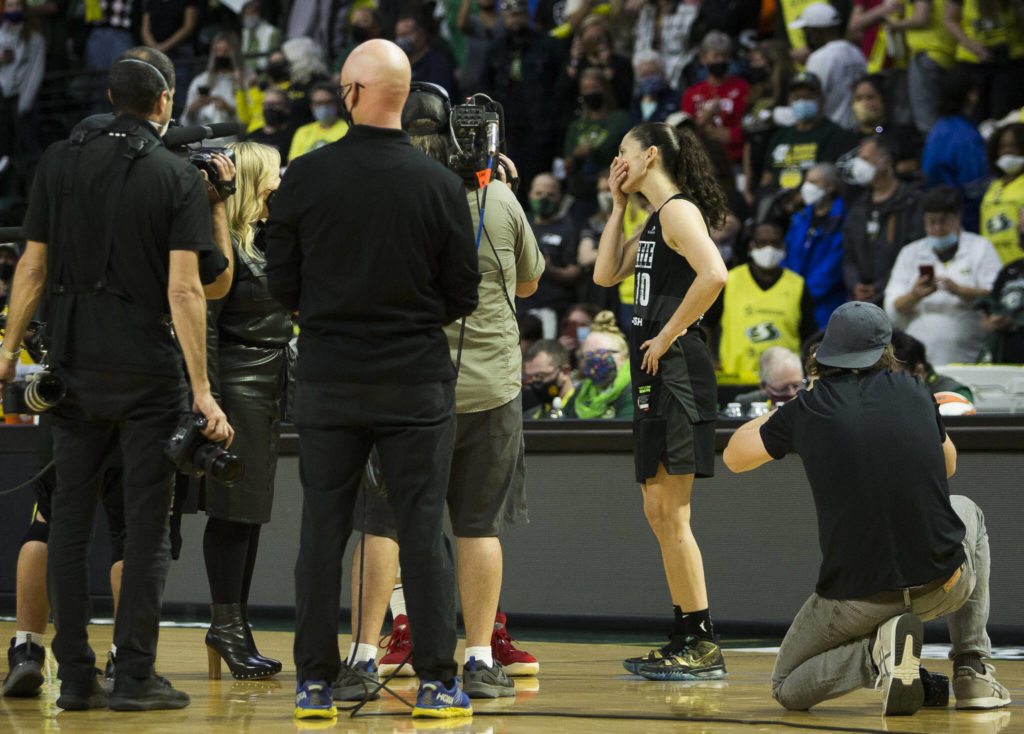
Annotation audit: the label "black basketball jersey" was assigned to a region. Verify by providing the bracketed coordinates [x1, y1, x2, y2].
[629, 194, 717, 423]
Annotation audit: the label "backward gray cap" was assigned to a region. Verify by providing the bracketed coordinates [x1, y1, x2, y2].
[815, 302, 893, 369]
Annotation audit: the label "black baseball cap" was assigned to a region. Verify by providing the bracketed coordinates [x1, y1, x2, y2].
[815, 302, 893, 369]
[789, 71, 823, 94]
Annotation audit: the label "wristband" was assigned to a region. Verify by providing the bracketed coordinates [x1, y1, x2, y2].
[0, 343, 22, 360]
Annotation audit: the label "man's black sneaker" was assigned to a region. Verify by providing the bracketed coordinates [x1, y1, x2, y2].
[462, 657, 515, 699]
[108, 672, 190, 711]
[921, 666, 950, 707]
[56, 677, 108, 711]
[332, 660, 380, 702]
[2, 638, 45, 697]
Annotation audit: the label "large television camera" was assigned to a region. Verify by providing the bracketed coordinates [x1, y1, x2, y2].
[0, 318, 65, 415]
[164, 412, 244, 484]
[448, 94, 506, 182]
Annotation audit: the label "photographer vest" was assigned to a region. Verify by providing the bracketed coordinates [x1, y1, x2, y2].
[46, 116, 165, 365]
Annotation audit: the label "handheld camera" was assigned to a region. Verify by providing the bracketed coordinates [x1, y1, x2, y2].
[164, 412, 244, 484]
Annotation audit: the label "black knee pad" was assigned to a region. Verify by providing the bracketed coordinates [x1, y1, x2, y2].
[22, 518, 49, 545]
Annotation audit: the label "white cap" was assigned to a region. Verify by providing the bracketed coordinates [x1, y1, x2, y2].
[788, 2, 841, 29]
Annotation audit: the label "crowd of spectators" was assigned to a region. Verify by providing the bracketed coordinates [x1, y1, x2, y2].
[3, 0, 1024, 419]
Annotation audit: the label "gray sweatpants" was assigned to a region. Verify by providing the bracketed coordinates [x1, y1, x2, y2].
[771, 495, 991, 711]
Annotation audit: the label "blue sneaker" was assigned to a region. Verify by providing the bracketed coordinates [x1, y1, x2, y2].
[412, 678, 473, 718]
[294, 680, 337, 719]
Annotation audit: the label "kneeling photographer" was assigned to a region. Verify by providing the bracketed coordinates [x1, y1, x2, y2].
[344, 84, 545, 701]
[0, 48, 233, 712]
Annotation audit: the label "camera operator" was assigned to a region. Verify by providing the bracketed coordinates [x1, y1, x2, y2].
[341, 83, 544, 701]
[0, 48, 234, 712]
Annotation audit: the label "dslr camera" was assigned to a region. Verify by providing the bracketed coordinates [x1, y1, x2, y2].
[0, 318, 65, 415]
[164, 412, 244, 484]
[448, 94, 506, 181]
[189, 147, 236, 188]
[2, 371, 66, 415]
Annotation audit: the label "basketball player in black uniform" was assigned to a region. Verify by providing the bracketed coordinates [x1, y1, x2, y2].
[594, 122, 729, 680]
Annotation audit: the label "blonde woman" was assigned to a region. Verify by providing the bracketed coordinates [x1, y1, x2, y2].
[202, 142, 292, 680]
[563, 311, 633, 419]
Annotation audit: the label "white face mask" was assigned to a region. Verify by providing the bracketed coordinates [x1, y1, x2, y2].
[848, 156, 877, 186]
[750, 246, 786, 270]
[800, 181, 826, 207]
[997, 154, 1024, 176]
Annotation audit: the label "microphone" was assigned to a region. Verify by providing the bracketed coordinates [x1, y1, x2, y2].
[0, 226, 22, 242]
[485, 120, 499, 158]
[163, 121, 242, 148]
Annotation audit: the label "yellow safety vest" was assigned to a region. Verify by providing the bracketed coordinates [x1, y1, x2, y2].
[719, 264, 804, 375]
[981, 174, 1024, 265]
[903, 0, 957, 68]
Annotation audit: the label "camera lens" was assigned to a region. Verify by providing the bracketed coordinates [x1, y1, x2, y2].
[193, 443, 245, 484]
[24, 373, 66, 413]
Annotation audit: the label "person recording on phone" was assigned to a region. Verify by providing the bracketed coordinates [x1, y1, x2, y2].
[884, 185, 1002, 365]
[0, 47, 234, 712]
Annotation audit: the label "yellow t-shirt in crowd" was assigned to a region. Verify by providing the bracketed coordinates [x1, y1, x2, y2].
[288, 119, 350, 162]
[953, 0, 1023, 63]
[981, 174, 1024, 265]
[902, 0, 956, 68]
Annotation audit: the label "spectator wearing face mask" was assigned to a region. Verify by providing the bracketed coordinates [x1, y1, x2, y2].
[842, 134, 925, 305]
[518, 172, 581, 338]
[395, 7, 457, 100]
[789, 2, 867, 131]
[760, 72, 857, 192]
[707, 221, 816, 377]
[849, 74, 922, 172]
[522, 339, 576, 418]
[783, 163, 848, 330]
[287, 82, 348, 161]
[245, 87, 294, 162]
[561, 311, 633, 419]
[681, 31, 748, 162]
[561, 17, 634, 114]
[980, 123, 1024, 265]
[629, 51, 682, 128]
[183, 32, 244, 140]
[240, 1, 282, 75]
[885, 185, 1002, 365]
[563, 68, 629, 226]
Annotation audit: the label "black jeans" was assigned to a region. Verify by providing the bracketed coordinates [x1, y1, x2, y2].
[48, 368, 187, 683]
[292, 379, 458, 684]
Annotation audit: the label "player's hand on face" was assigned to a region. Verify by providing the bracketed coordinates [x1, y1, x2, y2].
[609, 156, 629, 209]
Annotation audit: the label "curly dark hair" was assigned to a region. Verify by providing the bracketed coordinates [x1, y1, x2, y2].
[986, 122, 1024, 177]
[628, 122, 729, 230]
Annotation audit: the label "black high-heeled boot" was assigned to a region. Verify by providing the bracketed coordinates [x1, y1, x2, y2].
[206, 604, 278, 680]
[241, 603, 282, 675]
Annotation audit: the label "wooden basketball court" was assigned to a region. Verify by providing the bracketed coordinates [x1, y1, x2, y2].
[1, 621, 1019, 733]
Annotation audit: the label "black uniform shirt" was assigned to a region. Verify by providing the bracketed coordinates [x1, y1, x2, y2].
[22, 115, 215, 376]
[760, 370, 967, 599]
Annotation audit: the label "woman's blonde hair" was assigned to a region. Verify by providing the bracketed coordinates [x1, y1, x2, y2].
[587, 310, 628, 356]
[225, 141, 281, 259]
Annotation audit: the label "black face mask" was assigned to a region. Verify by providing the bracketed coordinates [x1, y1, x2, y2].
[267, 60, 290, 82]
[263, 107, 289, 127]
[706, 61, 729, 79]
[527, 378, 559, 405]
[213, 55, 233, 72]
[581, 92, 604, 111]
[0, 262, 13, 281]
[351, 25, 371, 43]
[747, 66, 767, 84]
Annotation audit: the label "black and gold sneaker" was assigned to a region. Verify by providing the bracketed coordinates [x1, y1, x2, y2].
[623, 638, 684, 675]
[637, 636, 727, 681]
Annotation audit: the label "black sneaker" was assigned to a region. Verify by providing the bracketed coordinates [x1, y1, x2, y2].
[622, 638, 682, 675]
[108, 672, 190, 711]
[462, 658, 515, 699]
[921, 666, 949, 707]
[637, 636, 727, 681]
[2, 638, 45, 698]
[332, 660, 380, 702]
[56, 677, 108, 711]
[103, 652, 116, 694]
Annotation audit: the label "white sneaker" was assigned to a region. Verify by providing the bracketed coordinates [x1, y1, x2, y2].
[953, 663, 1012, 710]
[871, 613, 924, 716]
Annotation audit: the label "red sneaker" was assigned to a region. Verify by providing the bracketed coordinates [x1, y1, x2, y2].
[491, 612, 539, 676]
[378, 614, 415, 677]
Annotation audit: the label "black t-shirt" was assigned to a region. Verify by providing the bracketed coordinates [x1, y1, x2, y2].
[145, 0, 199, 44]
[759, 370, 966, 599]
[22, 115, 214, 376]
[520, 214, 579, 313]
